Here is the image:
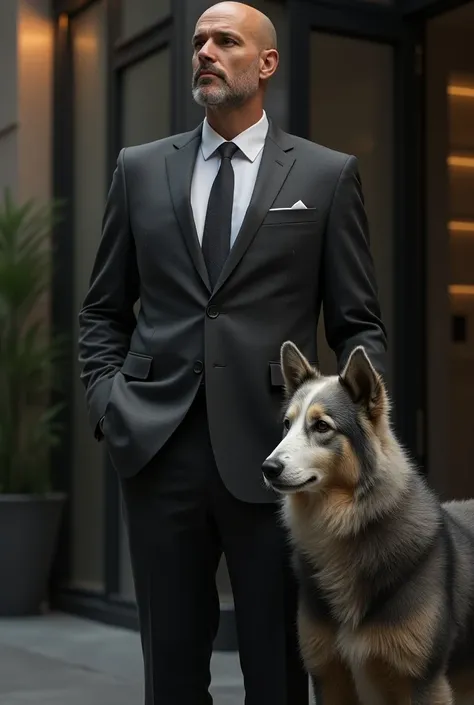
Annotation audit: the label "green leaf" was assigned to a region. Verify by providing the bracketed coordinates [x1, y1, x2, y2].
[0, 189, 67, 494]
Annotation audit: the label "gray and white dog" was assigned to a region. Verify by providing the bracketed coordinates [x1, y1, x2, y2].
[262, 341, 474, 705]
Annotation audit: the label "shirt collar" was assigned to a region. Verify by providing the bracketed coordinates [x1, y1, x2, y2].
[200, 110, 269, 163]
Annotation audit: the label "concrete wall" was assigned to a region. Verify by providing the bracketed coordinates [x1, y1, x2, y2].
[0, 0, 52, 203]
[0, 0, 19, 198]
[18, 0, 53, 205]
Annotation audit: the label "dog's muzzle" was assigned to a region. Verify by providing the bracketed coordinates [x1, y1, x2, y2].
[261, 457, 285, 481]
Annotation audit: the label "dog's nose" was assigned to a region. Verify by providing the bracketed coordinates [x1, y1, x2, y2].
[262, 457, 284, 480]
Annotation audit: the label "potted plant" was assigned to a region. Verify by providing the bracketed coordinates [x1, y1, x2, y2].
[0, 188, 67, 615]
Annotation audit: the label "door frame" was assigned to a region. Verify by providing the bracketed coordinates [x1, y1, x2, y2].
[403, 0, 469, 17]
[401, 0, 474, 484]
[288, 0, 426, 466]
[419, 0, 474, 499]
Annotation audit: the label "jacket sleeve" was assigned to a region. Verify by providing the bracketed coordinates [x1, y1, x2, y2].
[321, 155, 388, 378]
[78, 147, 140, 437]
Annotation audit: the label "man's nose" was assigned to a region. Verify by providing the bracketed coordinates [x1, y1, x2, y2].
[198, 42, 214, 63]
[261, 457, 284, 480]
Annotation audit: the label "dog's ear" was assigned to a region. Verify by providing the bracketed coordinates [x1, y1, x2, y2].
[339, 346, 383, 416]
[280, 341, 319, 396]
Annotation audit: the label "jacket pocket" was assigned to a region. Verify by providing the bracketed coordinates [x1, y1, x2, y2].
[121, 351, 153, 380]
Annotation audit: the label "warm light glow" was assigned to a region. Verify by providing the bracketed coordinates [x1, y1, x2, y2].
[19, 32, 52, 50]
[449, 285, 474, 296]
[449, 220, 474, 233]
[448, 85, 474, 98]
[448, 155, 474, 168]
[18, 9, 53, 55]
[58, 13, 68, 31]
[73, 35, 98, 53]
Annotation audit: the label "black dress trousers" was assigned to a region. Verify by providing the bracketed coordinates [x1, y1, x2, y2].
[119, 386, 309, 705]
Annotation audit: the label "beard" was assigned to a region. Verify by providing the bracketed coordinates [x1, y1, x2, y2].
[191, 59, 260, 108]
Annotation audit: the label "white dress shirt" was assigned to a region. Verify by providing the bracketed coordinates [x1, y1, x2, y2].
[190, 110, 269, 248]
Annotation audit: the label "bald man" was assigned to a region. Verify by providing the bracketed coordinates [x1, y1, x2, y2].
[78, 1, 387, 703]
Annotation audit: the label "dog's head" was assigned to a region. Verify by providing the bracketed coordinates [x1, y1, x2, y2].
[262, 341, 388, 496]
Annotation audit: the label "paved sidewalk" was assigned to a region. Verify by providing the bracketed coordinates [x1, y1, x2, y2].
[0, 612, 244, 704]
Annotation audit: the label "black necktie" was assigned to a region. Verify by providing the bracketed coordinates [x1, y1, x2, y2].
[202, 141, 239, 289]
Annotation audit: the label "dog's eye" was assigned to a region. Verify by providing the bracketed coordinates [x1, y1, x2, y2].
[283, 417, 291, 430]
[314, 419, 330, 433]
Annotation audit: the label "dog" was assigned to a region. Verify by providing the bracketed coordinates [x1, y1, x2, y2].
[262, 341, 474, 705]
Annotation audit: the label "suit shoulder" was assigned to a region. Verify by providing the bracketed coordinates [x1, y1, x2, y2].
[120, 129, 199, 164]
[289, 134, 354, 171]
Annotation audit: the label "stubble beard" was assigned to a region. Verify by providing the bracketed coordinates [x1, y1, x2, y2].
[192, 60, 260, 109]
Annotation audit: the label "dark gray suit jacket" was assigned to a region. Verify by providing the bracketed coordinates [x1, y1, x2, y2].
[78, 119, 387, 504]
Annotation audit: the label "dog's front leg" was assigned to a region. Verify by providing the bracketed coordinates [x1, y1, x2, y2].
[411, 675, 453, 705]
[353, 664, 453, 705]
[297, 608, 360, 704]
[316, 660, 360, 705]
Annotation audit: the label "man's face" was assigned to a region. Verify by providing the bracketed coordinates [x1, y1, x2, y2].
[191, 7, 262, 108]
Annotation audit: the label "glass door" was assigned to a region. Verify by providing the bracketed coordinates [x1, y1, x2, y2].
[309, 31, 395, 390]
[288, 0, 424, 461]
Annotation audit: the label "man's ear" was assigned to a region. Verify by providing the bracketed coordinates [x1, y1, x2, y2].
[259, 48, 279, 81]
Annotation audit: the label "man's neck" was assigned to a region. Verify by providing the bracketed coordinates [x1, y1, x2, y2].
[205, 102, 264, 141]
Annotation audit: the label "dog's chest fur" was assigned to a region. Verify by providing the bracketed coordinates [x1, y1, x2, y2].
[295, 544, 367, 628]
[294, 546, 443, 686]
[285, 494, 445, 678]
[284, 499, 371, 628]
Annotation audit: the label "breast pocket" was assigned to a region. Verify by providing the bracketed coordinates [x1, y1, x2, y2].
[247, 206, 322, 277]
[261, 207, 319, 228]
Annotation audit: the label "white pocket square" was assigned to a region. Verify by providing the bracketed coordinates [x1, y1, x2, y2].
[270, 200, 308, 211]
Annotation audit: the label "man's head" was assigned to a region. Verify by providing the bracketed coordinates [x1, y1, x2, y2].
[191, 2, 279, 110]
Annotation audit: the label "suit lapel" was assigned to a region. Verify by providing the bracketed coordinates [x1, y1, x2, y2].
[165, 120, 296, 296]
[165, 124, 211, 292]
[212, 121, 296, 296]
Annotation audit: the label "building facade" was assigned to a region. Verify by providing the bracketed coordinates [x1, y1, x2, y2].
[1, 0, 473, 649]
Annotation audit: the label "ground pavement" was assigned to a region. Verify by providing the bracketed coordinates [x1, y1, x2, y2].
[0, 612, 244, 705]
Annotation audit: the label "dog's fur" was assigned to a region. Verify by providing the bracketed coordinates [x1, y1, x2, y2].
[262, 342, 474, 705]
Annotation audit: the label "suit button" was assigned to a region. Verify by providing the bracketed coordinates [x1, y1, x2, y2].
[193, 360, 203, 374]
[206, 305, 219, 318]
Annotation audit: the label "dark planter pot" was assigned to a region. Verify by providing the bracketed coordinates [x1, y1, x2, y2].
[0, 493, 66, 616]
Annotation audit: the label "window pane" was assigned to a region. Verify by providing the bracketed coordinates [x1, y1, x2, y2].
[70, 0, 107, 591]
[121, 0, 170, 39]
[119, 47, 170, 601]
[122, 49, 170, 146]
[246, 0, 290, 129]
[310, 32, 394, 389]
